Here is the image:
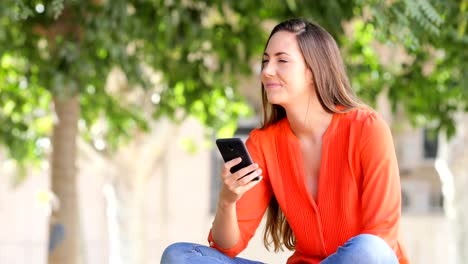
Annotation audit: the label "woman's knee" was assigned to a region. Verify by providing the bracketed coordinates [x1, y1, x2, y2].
[349, 234, 398, 263]
[161, 242, 194, 263]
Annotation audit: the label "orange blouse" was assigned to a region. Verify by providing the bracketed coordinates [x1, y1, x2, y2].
[208, 108, 409, 264]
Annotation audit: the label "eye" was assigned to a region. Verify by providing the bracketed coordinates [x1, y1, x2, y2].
[262, 59, 269, 64]
[278, 59, 288, 63]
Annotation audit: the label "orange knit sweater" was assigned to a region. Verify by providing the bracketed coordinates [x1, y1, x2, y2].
[208, 108, 409, 264]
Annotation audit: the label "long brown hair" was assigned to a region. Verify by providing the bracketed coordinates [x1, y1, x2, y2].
[261, 18, 365, 252]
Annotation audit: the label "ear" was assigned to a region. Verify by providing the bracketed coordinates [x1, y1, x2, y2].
[306, 67, 315, 86]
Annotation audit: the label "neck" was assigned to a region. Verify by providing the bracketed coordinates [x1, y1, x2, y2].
[285, 97, 333, 143]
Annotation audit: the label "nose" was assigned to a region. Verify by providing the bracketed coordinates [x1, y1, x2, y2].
[261, 61, 275, 77]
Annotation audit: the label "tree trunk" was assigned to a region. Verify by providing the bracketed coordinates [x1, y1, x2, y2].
[48, 96, 83, 264]
[436, 113, 468, 264]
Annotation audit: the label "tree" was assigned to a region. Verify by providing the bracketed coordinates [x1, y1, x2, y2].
[0, 0, 465, 263]
[359, 2, 467, 262]
[1, 1, 251, 263]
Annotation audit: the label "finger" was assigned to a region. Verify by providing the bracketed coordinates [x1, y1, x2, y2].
[237, 169, 262, 186]
[223, 169, 258, 192]
[234, 163, 259, 180]
[227, 157, 242, 167]
[220, 175, 263, 204]
[222, 157, 242, 174]
[242, 175, 264, 192]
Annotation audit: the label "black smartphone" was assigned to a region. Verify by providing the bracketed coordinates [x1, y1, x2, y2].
[215, 138, 260, 181]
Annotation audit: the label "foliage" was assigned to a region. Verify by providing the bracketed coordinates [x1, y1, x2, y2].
[0, 0, 466, 172]
[0, 53, 51, 181]
[366, 0, 467, 137]
[0, 0, 256, 173]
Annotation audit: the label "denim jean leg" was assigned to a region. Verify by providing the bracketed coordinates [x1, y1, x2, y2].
[321, 234, 399, 264]
[161, 242, 263, 264]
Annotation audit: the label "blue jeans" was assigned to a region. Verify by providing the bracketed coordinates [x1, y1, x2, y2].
[161, 234, 399, 264]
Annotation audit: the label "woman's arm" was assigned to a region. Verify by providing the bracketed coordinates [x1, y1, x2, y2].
[208, 131, 272, 257]
[359, 113, 402, 249]
[211, 159, 263, 248]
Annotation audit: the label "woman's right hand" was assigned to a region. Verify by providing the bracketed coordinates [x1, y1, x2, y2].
[218, 157, 263, 206]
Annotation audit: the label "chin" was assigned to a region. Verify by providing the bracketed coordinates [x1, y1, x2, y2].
[266, 94, 284, 105]
[267, 99, 281, 105]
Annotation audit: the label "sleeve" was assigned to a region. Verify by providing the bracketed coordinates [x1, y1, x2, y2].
[359, 113, 403, 252]
[207, 129, 273, 257]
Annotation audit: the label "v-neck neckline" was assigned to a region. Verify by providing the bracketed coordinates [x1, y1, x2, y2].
[281, 112, 339, 209]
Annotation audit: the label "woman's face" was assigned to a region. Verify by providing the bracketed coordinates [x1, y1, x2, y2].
[261, 31, 314, 107]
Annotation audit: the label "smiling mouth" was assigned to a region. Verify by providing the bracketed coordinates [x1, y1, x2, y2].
[265, 83, 281, 89]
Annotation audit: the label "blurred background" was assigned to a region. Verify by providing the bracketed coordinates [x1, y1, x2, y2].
[0, 0, 466, 263]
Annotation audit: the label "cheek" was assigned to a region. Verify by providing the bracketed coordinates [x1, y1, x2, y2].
[276, 66, 292, 78]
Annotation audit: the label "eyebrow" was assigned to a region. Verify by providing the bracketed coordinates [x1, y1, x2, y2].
[263, 51, 291, 57]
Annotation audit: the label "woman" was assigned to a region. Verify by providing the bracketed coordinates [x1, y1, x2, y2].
[162, 18, 409, 264]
